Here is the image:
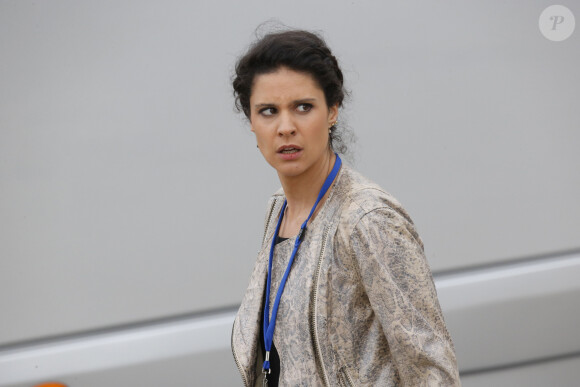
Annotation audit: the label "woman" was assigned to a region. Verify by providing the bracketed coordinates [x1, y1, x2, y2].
[231, 29, 460, 386]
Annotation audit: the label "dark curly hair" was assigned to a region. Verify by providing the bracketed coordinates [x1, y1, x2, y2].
[233, 28, 349, 154]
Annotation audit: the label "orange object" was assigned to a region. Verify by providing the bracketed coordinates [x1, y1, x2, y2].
[33, 383, 68, 387]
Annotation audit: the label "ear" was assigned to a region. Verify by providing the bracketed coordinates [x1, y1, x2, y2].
[328, 104, 339, 124]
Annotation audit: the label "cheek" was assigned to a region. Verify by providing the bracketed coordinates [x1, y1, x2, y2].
[315, 118, 330, 142]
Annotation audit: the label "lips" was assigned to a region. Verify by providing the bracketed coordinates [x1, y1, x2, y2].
[276, 144, 303, 161]
[277, 144, 302, 154]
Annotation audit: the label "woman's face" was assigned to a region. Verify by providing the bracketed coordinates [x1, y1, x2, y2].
[249, 67, 338, 180]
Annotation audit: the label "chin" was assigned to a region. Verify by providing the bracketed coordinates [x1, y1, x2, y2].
[273, 163, 307, 179]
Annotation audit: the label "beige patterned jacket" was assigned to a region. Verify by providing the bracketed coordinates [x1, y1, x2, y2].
[231, 165, 460, 386]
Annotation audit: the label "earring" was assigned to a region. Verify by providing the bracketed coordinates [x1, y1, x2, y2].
[329, 120, 338, 134]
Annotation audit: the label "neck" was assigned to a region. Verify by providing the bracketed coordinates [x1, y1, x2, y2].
[278, 150, 337, 220]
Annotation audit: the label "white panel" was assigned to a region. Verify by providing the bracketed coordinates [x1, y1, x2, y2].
[0, 311, 237, 386]
[436, 252, 580, 372]
[461, 355, 580, 387]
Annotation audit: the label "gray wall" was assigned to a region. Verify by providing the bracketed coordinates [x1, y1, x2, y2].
[1, 0, 578, 374]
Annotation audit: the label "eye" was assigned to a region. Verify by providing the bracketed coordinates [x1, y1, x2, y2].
[296, 103, 313, 113]
[259, 107, 276, 116]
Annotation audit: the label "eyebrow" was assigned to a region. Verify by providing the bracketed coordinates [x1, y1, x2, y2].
[253, 98, 317, 110]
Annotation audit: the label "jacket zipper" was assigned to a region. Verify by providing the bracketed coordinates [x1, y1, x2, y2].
[340, 366, 355, 387]
[261, 199, 278, 247]
[232, 198, 277, 387]
[231, 319, 249, 387]
[310, 224, 331, 387]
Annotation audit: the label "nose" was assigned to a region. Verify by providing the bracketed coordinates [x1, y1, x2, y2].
[277, 113, 296, 137]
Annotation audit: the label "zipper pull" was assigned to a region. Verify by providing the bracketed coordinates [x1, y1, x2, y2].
[263, 372, 269, 387]
[262, 351, 270, 387]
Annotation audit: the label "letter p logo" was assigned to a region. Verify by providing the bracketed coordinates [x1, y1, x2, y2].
[539, 5, 575, 41]
[550, 15, 565, 30]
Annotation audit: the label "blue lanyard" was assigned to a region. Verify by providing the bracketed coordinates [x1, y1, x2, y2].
[262, 153, 342, 374]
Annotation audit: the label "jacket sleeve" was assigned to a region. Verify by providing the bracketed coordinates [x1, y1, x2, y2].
[348, 206, 460, 386]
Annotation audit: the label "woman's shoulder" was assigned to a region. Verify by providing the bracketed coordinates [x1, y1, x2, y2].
[338, 165, 414, 226]
[336, 165, 424, 251]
